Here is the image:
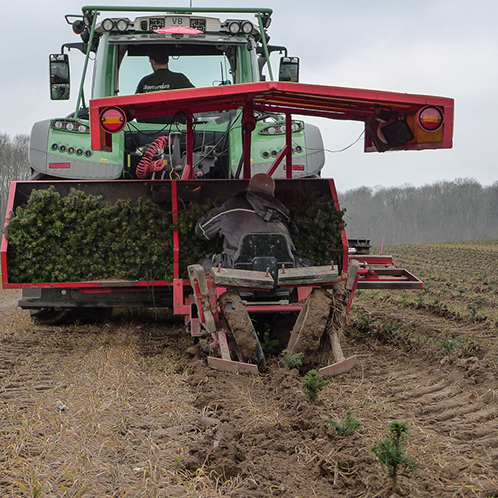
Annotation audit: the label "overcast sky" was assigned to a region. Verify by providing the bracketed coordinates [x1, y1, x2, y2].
[1, 0, 496, 191]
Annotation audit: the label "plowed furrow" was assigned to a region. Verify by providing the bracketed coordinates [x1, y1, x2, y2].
[416, 395, 466, 415]
[457, 421, 498, 441]
[462, 406, 496, 423]
[472, 437, 498, 449]
[394, 379, 450, 400]
[422, 385, 461, 402]
[435, 408, 496, 437]
[429, 403, 484, 422]
[388, 377, 444, 394]
[386, 372, 420, 383]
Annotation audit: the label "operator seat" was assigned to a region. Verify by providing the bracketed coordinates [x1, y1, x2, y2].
[233, 232, 295, 283]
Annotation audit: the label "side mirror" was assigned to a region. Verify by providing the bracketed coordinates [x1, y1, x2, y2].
[279, 56, 299, 82]
[49, 53, 70, 100]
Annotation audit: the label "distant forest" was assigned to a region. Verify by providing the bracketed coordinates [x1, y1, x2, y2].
[0, 133, 496, 245]
[339, 179, 498, 245]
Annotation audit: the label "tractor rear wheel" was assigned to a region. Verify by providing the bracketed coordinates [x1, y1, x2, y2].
[30, 307, 112, 326]
[30, 309, 73, 326]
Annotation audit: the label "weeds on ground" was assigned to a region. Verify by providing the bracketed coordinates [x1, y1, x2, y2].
[371, 421, 417, 489]
[281, 349, 304, 370]
[326, 409, 361, 436]
[173, 464, 250, 495]
[381, 320, 403, 338]
[435, 333, 463, 356]
[18, 473, 43, 498]
[466, 302, 482, 320]
[302, 370, 329, 403]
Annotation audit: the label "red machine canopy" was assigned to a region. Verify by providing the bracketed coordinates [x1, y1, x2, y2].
[89, 81, 454, 163]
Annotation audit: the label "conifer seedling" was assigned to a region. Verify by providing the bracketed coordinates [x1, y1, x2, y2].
[302, 369, 329, 403]
[371, 421, 417, 489]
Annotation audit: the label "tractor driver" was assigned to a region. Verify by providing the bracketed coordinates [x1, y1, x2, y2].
[195, 173, 307, 270]
[135, 46, 195, 93]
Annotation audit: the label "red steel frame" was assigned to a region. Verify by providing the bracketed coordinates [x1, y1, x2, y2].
[2, 81, 444, 311]
[0, 182, 17, 287]
[0, 178, 348, 298]
[90, 81, 454, 155]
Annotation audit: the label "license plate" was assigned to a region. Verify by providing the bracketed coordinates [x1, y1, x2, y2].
[165, 16, 190, 27]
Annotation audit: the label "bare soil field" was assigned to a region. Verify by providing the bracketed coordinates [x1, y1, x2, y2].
[1, 241, 497, 497]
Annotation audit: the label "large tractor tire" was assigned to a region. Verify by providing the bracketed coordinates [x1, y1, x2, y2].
[219, 290, 266, 371]
[30, 307, 112, 326]
[30, 309, 73, 326]
[71, 308, 113, 324]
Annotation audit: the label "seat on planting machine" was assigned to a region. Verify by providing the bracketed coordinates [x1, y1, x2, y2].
[234, 232, 295, 280]
[210, 232, 295, 291]
[211, 232, 340, 290]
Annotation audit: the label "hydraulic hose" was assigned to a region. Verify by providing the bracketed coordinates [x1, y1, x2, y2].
[136, 136, 169, 178]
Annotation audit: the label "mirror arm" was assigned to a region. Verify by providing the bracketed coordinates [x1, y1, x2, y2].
[60, 42, 87, 55]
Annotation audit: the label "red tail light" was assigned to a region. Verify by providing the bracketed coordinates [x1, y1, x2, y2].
[100, 107, 126, 133]
[418, 106, 443, 132]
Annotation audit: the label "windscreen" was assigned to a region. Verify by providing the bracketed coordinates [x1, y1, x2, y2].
[117, 47, 235, 95]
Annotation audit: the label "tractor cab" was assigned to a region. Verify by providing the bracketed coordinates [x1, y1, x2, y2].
[51, 10, 290, 100]
[37, 7, 320, 182]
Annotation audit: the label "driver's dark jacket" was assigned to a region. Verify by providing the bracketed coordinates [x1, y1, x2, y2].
[195, 190, 299, 269]
[135, 68, 194, 93]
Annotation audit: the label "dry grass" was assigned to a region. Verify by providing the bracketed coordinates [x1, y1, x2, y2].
[0, 320, 200, 496]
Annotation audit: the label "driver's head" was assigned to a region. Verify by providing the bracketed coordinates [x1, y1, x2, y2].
[147, 46, 170, 66]
[248, 173, 275, 196]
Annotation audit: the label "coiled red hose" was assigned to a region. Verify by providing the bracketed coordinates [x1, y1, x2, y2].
[136, 135, 169, 179]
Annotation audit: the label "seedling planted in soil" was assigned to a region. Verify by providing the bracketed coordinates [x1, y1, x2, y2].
[281, 349, 304, 370]
[436, 335, 462, 356]
[326, 409, 361, 436]
[261, 331, 281, 357]
[302, 369, 329, 403]
[371, 421, 417, 489]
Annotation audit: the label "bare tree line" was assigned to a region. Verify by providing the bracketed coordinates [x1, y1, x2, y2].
[339, 178, 498, 245]
[0, 134, 31, 228]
